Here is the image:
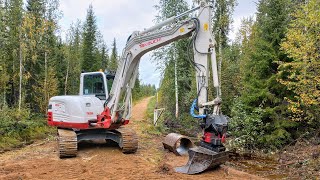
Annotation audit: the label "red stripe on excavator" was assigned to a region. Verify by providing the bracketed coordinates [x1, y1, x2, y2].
[47, 121, 126, 130]
[47, 107, 128, 129]
[48, 121, 90, 129]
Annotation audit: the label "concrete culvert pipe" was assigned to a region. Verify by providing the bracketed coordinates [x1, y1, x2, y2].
[163, 133, 194, 156]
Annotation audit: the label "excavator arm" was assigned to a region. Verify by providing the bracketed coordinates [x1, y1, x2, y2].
[107, 1, 220, 122]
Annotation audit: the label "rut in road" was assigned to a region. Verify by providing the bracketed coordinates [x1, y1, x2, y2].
[0, 97, 263, 180]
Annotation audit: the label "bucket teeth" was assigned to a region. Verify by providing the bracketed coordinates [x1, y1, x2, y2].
[174, 146, 229, 174]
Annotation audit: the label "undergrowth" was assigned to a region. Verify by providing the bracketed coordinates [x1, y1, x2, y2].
[0, 107, 55, 151]
[143, 97, 200, 137]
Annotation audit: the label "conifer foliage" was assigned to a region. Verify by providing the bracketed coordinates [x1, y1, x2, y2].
[0, 1, 154, 115]
[82, 5, 98, 72]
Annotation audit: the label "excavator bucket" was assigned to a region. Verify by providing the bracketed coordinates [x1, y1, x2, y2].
[175, 146, 229, 174]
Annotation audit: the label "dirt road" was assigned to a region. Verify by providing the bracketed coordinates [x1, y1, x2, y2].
[0, 97, 262, 180]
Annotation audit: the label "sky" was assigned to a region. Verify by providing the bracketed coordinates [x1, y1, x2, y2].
[59, 0, 257, 88]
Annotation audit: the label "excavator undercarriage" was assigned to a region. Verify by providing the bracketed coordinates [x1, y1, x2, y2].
[57, 127, 138, 158]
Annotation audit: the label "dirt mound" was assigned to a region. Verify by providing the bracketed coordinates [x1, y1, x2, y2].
[156, 163, 174, 175]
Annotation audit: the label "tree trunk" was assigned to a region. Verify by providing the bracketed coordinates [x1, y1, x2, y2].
[174, 46, 179, 118]
[18, 33, 22, 111]
[45, 52, 47, 102]
[65, 57, 69, 95]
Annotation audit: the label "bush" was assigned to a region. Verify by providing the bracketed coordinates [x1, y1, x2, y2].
[228, 98, 266, 150]
[0, 107, 54, 150]
[229, 97, 299, 151]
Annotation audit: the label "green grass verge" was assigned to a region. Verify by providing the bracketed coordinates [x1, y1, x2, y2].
[140, 97, 168, 136]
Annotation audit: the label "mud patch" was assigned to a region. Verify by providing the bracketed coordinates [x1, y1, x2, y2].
[156, 163, 174, 175]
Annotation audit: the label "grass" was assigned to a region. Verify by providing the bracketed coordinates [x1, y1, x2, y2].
[142, 97, 168, 136]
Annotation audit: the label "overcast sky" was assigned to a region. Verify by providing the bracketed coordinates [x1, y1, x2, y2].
[59, 0, 257, 88]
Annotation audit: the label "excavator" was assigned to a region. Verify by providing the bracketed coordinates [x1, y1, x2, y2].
[47, 1, 228, 174]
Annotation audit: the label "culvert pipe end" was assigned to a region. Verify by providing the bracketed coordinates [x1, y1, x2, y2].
[163, 133, 194, 156]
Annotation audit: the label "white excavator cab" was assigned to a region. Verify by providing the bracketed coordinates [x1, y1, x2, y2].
[79, 71, 115, 102]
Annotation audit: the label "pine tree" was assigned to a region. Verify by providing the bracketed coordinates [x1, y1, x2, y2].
[109, 38, 118, 71]
[82, 5, 98, 72]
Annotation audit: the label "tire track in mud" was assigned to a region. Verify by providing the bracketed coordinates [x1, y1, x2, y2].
[0, 97, 263, 180]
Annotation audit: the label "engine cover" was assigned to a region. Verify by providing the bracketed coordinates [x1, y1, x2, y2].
[47, 95, 104, 129]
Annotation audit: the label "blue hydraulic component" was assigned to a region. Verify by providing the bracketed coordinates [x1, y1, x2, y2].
[190, 99, 207, 119]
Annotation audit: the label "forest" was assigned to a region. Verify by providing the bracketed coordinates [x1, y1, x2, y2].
[155, 0, 319, 152]
[152, 1, 319, 177]
[0, 0, 319, 167]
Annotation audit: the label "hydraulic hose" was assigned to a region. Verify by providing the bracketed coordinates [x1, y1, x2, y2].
[190, 99, 206, 119]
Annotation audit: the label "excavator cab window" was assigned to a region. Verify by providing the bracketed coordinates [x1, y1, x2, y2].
[83, 73, 106, 100]
[106, 76, 114, 93]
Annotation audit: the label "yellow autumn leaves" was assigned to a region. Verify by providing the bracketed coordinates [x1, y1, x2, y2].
[279, 0, 320, 121]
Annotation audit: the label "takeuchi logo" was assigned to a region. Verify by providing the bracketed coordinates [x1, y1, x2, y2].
[139, 38, 161, 48]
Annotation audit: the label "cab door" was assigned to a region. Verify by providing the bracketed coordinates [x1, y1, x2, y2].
[80, 72, 108, 102]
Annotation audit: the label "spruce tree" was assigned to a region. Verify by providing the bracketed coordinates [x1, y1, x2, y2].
[212, 0, 236, 48]
[109, 38, 118, 71]
[65, 20, 83, 95]
[82, 5, 98, 72]
[23, 0, 46, 111]
[231, 0, 295, 149]
[95, 31, 108, 70]
[100, 43, 109, 69]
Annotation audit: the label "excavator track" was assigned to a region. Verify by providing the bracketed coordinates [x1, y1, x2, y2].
[116, 127, 138, 153]
[57, 129, 78, 158]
